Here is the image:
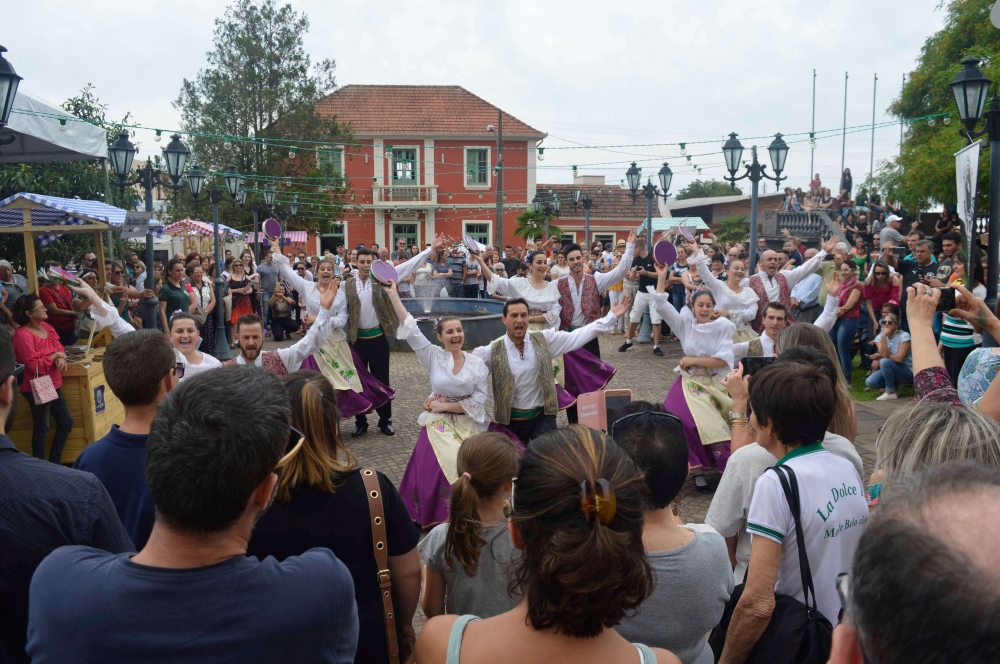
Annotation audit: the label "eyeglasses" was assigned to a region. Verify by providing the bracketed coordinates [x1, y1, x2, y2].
[113, 270, 124, 275]
[164, 362, 185, 381]
[0, 364, 25, 386]
[610, 409, 682, 440]
[277, 426, 307, 469]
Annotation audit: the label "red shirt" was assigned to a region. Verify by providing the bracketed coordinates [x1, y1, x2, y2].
[862, 282, 900, 315]
[838, 281, 864, 319]
[38, 284, 76, 333]
[12, 322, 65, 393]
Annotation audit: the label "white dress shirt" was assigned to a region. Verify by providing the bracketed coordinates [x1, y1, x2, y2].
[740, 250, 827, 303]
[560, 242, 635, 327]
[273, 254, 350, 339]
[234, 306, 334, 371]
[356, 248, 432, 329]
[732, 295, 838, 362]
[472, 312, 617, 410]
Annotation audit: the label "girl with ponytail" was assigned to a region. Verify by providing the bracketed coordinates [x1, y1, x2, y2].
[419, 432, 520, 619]
[416, 425, 681, 664]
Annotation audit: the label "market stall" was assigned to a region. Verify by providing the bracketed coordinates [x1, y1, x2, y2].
[162, 218, 244, 258]
[0, 192, 157, 461]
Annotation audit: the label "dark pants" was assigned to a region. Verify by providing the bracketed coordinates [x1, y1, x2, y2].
[352, 335, 391, 428]
[794, 304, 821, 325]
[566, 337, 602, 424]
[271, 316, 300, 342]
[944, 345, 977, 387]
[506, 413, 557, 445]
[25, 388, 74, 463]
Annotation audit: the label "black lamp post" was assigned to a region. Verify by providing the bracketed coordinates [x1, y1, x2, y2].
[109, 130, 191, 329]
[949, 57, 999, 338]
[188, 164, 242, 360]
[572, 189, 598, 248]
[532, 192, 561, 240]
[0, 46, 23, 147]
[721, 132, 789, 276]
[626, 161, 672, 243]
[261, 182, 277, 260]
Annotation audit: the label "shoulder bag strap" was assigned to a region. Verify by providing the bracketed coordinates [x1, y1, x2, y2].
[361, 467, 400, 664]
[769, 465, 821, 612]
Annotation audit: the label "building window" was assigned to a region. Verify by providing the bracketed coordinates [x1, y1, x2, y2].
[465, 148, 489, 187]
[594, 234, 614, 250]
[464, 222, 491, 247]
[317, 147, 343, 175]
[393, 149, 417, 183]
[392, 224, 418, 250]
[320, 223, 346, 255]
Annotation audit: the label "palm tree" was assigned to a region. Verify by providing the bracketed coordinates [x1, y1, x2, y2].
[712, 215, 748, 245]
[514, 210, 562, 242]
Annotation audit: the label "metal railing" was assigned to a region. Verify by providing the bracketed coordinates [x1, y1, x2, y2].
[372, 185, 438, 205]
[763, 210, 845, 244]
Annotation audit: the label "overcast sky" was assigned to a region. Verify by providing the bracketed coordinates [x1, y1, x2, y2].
[6, 0, 947, 195]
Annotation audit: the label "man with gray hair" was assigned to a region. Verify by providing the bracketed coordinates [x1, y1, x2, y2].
[829, 461, 1000, 664]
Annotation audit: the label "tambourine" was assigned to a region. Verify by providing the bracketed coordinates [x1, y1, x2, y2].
[677, 225, 696, 242]
[653, 241, 677, 267]
[463, 234, 483, 255]
[370, 260, 399, 286]
[262, 218, 282, 244]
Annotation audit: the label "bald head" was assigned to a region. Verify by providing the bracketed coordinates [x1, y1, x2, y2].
[804, 248, 818, 260]
[759, 249, 779, 276]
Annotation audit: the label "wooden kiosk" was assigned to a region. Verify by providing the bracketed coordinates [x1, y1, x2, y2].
[0, 193, 124, 463]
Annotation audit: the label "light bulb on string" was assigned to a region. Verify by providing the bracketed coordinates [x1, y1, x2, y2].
[285, 178, 291, 186]
[154, 130, 162, 142]
[223, 140, 232, 150]
[943, 117, 952, 126]
[59, 119, 68, 132]
[679, 143, 687, 156]
[537, 147, 545, 161]
[928, 118, 936, 127]
[478, 192, 483, 199]
[289, 148, 296, 159]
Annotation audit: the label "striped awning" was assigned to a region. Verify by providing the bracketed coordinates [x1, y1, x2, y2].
[246, 230, 309, 245]
[0, 192, 165, 246]
[163, 218, 244, 239]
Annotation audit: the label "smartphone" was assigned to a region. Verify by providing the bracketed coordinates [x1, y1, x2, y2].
[604, 389, 633, 425]
[741, 356, 777, 376]
[935, 287, 956, 312]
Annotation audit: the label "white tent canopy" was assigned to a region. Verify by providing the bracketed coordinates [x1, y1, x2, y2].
[0, 89, 107, 163]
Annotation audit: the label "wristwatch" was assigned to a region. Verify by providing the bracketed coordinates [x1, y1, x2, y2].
[729, 411, 748, 421]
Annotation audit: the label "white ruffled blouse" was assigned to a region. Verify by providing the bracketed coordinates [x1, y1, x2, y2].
[396, 315, 490, 430]
[646, 287, 736, 375]
[486, 275, 562, 329]
[693, 253, 759, 332]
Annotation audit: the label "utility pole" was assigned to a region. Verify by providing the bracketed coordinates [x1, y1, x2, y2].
[495, 109, 504, 248]
[810, 69, 816, 180]
[841, 72, 849, 177]
[870, 73, 878, 185]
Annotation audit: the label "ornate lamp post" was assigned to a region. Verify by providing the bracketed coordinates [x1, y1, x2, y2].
[721, 132, 789, 276]
[0, 46, 23, 147]
[626, 161, 672, 243]
[949, 57, 999, 331]
[572, 189, 598, 248]
[532, 192, 561, 240]
[109, 131, 191, 328]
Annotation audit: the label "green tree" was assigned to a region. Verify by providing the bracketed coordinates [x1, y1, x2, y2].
[0, 84, 134, 269]
[711, 215, 748, 245]
[514, 210, 561, 242]
[171, 0, 352, 235]
[675, 179, 742, 200]
[881, 0, 999, 214]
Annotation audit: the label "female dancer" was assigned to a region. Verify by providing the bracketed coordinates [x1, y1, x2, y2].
[648, 264, 736, 493]
[691, 243, 759, 343]
[272, 251, 392, 420]
[384, 282, 521, 528]
[476, 248, 577, 407]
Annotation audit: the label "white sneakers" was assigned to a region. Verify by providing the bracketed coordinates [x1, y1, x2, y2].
[876, 391, 898, 401]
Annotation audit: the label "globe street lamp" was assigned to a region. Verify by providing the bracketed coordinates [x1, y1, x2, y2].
[109, 130, 191, 329]
[721, 133, 789, 276]
[0, 46, 23, 147]
[949, 57, 999, 328]
[626, 162, 672, 244]
[188, 164, 242, 360]
[532, 191, 561, 239]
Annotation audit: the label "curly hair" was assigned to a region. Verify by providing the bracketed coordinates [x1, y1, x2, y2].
[509, 425, 652, 638]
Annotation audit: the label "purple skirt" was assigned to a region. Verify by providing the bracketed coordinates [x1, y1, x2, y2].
[300, 352, 395, 420]
[563, 347, 617, 398]
[400, 422, 522, 529]
[663, 376, 731, 472]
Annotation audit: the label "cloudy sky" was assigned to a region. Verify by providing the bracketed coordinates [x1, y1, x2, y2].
[6, 0, 948, 194]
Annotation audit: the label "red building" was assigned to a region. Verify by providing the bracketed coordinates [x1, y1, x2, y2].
[309, 85, 546, 253]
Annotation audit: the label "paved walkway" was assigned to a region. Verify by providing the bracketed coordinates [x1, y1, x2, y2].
[266, 331, 896, 524]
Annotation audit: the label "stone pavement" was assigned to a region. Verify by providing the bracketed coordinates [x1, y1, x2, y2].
[265, 331, 897, 525]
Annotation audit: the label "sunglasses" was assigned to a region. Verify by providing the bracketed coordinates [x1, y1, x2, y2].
[0, 363, 25, 386]
[164, 362, 185, 381]
[610, 409, 682, 440]
[874, 271, 889, 277]
[113, 270, 124, 275]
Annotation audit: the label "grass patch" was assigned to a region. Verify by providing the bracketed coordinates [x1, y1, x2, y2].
[847, 352, 915, 402]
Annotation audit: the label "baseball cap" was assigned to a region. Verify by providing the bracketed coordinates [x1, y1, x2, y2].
[886, 214, 903, 224]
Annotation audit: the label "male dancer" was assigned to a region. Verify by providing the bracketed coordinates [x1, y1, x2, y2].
[347, 234, 448, 436]
[557, 230, 635, 422]
[743, 235, 838, 334]
[472, 295, 631, 444]
[223, 280, 337, 374]
[735, 274, 839, 361]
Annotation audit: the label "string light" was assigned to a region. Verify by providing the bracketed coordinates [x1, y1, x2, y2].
[679, 143, 686, 156]
[154, 130, 162, 142]
[58, 119, 67, 132]
[223, 140, 232, 150]
[537, 147, 545, 161]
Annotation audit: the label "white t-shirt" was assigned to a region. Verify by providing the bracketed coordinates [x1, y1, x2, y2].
[746, 444, 869, 623]
[174, 348, 222, 381]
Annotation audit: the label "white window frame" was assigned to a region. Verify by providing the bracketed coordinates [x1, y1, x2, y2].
[593, 234, 615, 249]
[391, 145, 421, 184]
[463, 220, 492, 247]
[391, 222, 420, 252]
[316, 145, 345, 176]
[320, 222, 349, 255]
[556, 232, 577, 245]
[463, 146, 491, 190]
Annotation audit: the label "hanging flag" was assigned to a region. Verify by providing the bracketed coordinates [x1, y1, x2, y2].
[955, 141, 981, 238]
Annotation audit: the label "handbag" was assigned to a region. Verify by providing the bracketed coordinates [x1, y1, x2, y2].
[360, 468, 413, 664]
[29, 363, 58, 405]
[190, 285, 208, 328]
[709, 465, 833, 664]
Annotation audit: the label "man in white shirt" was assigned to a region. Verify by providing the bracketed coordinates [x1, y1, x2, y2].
[734, 287, 838, 361]
[790, 249, 823, 323]
[472, 296, 630, 443]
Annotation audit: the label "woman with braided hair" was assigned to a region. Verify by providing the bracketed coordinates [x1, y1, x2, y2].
[383, 283, 522, 529]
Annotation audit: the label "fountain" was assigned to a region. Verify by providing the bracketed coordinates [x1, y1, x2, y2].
[387, 297, 506, 351]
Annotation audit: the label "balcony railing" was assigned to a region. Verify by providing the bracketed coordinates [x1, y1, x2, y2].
[762, 210, 845, 244]
[372, 184, 438, 206]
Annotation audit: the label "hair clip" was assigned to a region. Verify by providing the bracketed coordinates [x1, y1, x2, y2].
[580, 478, 616, 526]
